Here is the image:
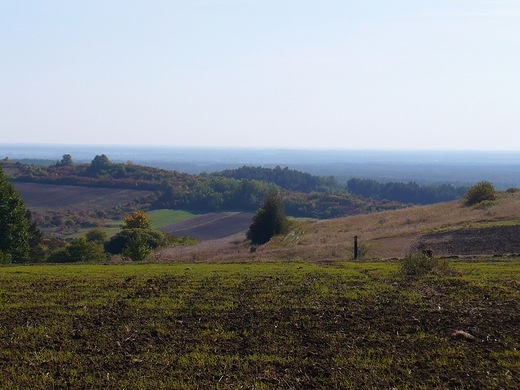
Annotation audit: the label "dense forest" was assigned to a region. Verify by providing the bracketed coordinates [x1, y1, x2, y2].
[347, 178, 468, 205]
[208, 165, 345, 193]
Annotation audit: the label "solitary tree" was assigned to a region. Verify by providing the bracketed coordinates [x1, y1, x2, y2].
[0, 167, 29, 263]
[246, 193, 289, 245]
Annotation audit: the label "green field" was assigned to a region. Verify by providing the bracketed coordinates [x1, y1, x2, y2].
[1, 259, 519, 389]
[147, 209, 201, 229]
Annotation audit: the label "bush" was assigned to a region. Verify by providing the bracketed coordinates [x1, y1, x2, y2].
[464, 181, 496, 206]
[47, 238, 106, 263]
[104, 228, 170, 255]
[399, 252, 450, 277]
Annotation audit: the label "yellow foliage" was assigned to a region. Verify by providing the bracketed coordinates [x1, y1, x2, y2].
[122, 211, 152, 230]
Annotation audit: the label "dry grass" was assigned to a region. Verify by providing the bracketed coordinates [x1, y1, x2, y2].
[158, 191, 520, 262]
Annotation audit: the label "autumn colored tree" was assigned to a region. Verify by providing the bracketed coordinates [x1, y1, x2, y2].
[122, 211, 152, 230]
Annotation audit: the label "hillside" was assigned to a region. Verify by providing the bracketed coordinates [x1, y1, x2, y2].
[1, 157, 403, 220]
[158, 190, 520, 262]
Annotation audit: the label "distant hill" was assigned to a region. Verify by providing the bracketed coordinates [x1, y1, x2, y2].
[1, 157, 403, 220]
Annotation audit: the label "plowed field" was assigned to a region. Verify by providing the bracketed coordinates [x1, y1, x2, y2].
[160, 212, 254, 240]
[415, 225, 520, 256]
[13, 182, 153, 210]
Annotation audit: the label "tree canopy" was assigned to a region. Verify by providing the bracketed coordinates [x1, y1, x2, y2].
[0, 167, 30, 263]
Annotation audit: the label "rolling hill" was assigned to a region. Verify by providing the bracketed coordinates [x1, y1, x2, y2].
[158, 190, 520, 262]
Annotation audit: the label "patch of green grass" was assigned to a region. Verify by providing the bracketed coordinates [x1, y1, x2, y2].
[146, 209, 201, 229]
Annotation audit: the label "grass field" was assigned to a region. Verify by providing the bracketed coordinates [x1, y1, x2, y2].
[1, 260, 519, 389]
[147, 209, 201, 229]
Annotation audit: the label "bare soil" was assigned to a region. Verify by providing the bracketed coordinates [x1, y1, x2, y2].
[1, 265, 519, 389]
[415, 225, 520, 256]
[160, 212, 254, 240]
[13, 182, 153, 211]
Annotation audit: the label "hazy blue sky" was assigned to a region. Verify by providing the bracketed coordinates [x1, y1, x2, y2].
[1, 1, 519, 150]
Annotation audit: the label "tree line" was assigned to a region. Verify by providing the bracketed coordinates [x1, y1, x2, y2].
[346, 178, 468, 205]
[208, 165, 345, 194]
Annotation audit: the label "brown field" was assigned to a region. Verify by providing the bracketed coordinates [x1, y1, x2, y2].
[159, 212, 254, 240]
[13, 182, 153, 211]
[159, 191, 520, 262]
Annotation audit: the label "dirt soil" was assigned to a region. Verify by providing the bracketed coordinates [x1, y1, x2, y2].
[1, 269, 519, 389]
[160, 212, 254, 240]
[13, 182, 153, 211]
[415, 225, 520, 256]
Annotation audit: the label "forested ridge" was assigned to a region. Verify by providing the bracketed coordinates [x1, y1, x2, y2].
[2, 155, 403, 219]
[2, 155, 470, 220]
[347, 178, 468, 205]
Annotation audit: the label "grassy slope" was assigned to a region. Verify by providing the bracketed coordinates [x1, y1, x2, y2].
[158, 191, 520, 262]
[0, 261, 519, 389]
[293, 191, 520, 244]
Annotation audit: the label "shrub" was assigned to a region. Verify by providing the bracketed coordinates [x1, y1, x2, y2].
[464, 181, 496, 206]
[104, 228, 169, 255]
[399, 252, 450, 277]
[47, 238, 106, 263]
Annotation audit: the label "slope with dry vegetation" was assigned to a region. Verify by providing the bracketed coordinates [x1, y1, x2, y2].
[159, 190, 520, 262]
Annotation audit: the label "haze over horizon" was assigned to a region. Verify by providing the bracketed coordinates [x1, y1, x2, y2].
[1, 1, 519, 150]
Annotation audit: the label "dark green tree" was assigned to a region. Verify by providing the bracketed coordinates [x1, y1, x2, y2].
[121, 231, 151, 261]
[87, 154, 112, 177]
[0, 167, 30, 263]
[246, 193, 289, 245]
[56, 154, 74, 167]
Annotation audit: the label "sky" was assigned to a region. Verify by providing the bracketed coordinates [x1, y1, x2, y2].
[1, 1, 519, 150]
